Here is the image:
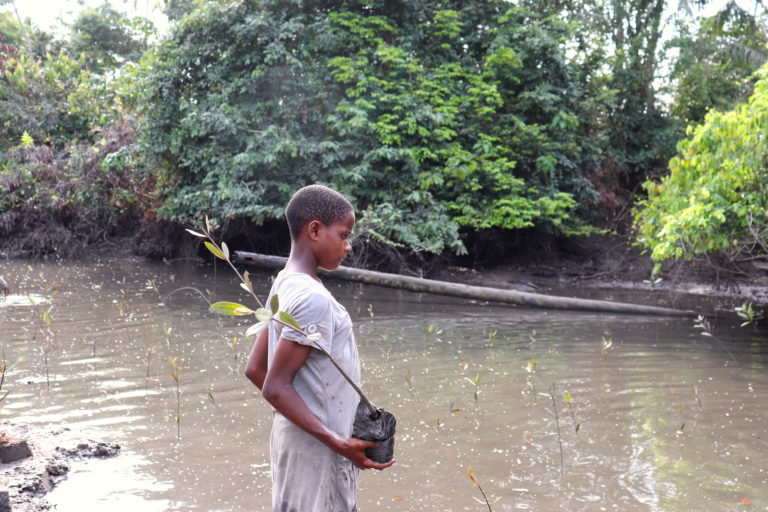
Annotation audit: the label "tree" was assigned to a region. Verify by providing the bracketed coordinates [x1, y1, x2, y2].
[142, 0, 603, 258]
[0, 51, 91, 150]
[0, 0, 31, 54]
[666, 1, 768, 125]
[67, 3, 146, 73]
[633, 62, 768, 264]
[161, 0, 205, 21]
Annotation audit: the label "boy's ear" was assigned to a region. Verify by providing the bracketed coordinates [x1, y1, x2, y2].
[306, 220, 323, 241]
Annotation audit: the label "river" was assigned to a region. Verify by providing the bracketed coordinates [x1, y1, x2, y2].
[1, 258, 766, 511]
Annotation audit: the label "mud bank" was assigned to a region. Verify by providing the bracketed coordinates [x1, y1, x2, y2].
[0, 422, 119, 512]
[436, 233, 768, 314]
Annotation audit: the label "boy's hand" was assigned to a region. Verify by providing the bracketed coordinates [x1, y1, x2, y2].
[337, 438, 395, 470]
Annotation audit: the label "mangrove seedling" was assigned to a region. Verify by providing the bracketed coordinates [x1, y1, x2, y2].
[200, 390, 222, 412]
[600, 336, 613, 359]
[548, 383, 565, 478]
[227, 335, 241, 370]
[405, 370, 415, 397]
[693, 315, 713, 336]
[694, 315, 739, 364]
[31, 303, 55, 387]
[0, 351, 23, 404]
[467, 466, 494, 512]
[735, 302, 762, 328]
[187, 220, 380, 418]
[164, 326, 173, 350]
[427, 324, 442, 335]
[168, 356, 181, 439]
[144, 344, 156, 390]
[677, 402, 686, 433]
[465, 373, 481, 403]
[564, 391, 580, 434]
[692, 385, 702, 408]
[525, 359, 537, 405]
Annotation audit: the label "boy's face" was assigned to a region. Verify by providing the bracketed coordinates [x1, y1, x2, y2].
[315, 210, 355, 271]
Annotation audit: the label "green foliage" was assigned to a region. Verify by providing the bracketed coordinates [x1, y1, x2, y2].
[0, 5, 67, 57]
[596, 0, 682, 184]
[0, 51, 93, 150]
[161, 0, 206, 21]
[666, 3, 768, 125]
[142, 1, 601, 255]
[634, 64, 768, 261]
[66, 3, 148, 73]
[0, 121, 154, 254]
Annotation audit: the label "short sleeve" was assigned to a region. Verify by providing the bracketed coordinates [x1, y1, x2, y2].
[279, 290, 333, 352]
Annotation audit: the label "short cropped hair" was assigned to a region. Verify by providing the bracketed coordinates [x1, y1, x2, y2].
[285, 185, 354, 239]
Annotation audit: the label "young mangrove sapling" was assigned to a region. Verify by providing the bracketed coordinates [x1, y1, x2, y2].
[467, 466, 494, 511]
[548, 383, 565, 478]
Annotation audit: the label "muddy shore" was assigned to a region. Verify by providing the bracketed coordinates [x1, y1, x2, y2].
[435, 233, 768, 316]
[2, 224, 767, 315]
[0, 422, 119, 512]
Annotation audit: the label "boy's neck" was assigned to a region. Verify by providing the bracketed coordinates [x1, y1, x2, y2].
[285, 242, 320, 279]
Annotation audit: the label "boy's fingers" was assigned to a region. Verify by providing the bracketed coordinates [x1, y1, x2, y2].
[366, 459, 395, 470]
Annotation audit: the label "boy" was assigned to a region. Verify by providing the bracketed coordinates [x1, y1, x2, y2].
[245, 185, 394, 512]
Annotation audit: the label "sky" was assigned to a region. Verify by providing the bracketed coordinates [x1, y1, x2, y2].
[3, 0, 758, 34]
[0, 0, 760, 43]
[3, 0, 168, 34]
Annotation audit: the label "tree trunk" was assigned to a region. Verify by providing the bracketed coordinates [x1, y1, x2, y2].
[234, 251, 694, 317]
[9, 0, 33, 56]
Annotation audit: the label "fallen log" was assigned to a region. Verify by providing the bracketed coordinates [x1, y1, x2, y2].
[233, 251, 695, 317]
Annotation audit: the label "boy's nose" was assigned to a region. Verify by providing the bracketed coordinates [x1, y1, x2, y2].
[344, 241, 352, 253]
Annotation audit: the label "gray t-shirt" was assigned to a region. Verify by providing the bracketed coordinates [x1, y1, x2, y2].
[266, 271, 361, 512]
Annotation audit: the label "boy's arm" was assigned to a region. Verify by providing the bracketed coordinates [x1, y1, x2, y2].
[244, 329, 269, 390]
[262, 337, 394, 471]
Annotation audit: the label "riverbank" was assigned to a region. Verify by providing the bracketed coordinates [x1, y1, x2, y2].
[435, 233, 768, 316]
[1, 221, 766, 315]
[0, 422, 120, 512]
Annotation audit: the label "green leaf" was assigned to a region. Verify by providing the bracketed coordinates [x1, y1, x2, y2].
[270, 294, 280, 314]
[209, 301, 255, 316]
[5, 358, 23, 374]
[245, 321, 269, 337]
[243, 271, 253, 293]
[278, 311, 302, 331]
[255, 308, 273, 322]
[204, 241, 227, 261]
[185, 228, 206, 238]
[20, 131, 34, 147]
[221, 241, 230, 261]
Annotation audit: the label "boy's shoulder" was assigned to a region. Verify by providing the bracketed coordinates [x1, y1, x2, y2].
[273, 272, 330, 300]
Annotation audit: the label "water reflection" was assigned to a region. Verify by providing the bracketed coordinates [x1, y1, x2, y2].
[1, 258, 766, 511]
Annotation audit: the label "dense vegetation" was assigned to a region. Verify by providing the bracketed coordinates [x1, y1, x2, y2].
[634, 64, 768, 266]
[0, 0, 766, 271]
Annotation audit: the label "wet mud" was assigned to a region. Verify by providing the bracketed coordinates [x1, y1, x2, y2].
[0, 422, 119, 512]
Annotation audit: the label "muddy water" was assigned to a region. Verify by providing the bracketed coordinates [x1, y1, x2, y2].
[1, 259, 767, 511]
